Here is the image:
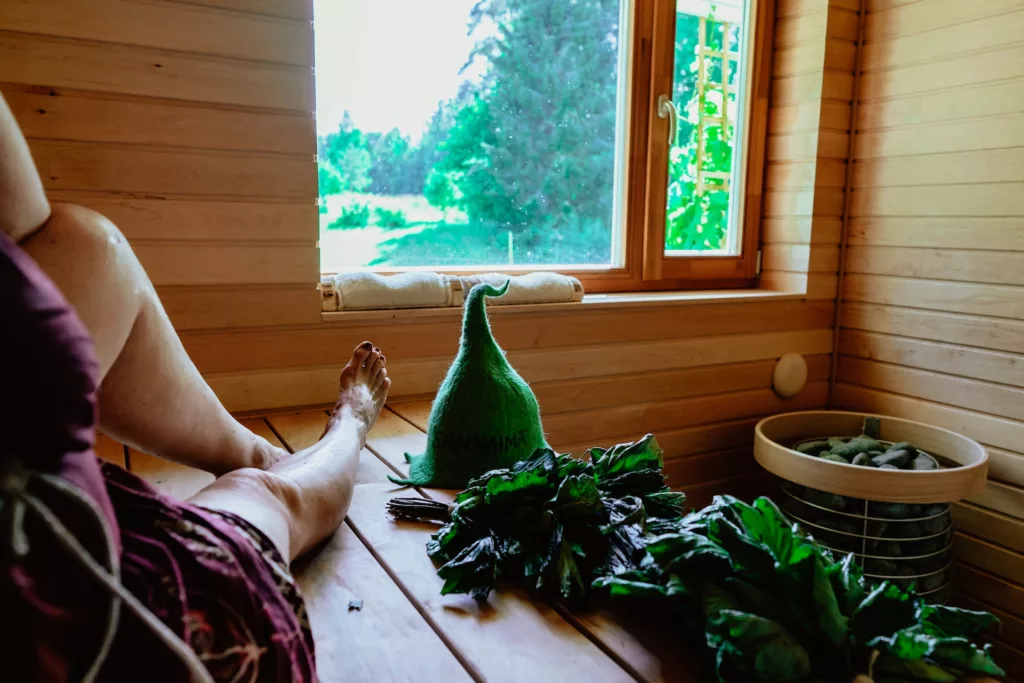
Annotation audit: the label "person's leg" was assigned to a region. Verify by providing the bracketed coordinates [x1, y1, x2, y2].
[190, 344, 390, 561]
[0, 91, 50, 242]
[19, 205, 288, 475]
[1, 89, 288, 476]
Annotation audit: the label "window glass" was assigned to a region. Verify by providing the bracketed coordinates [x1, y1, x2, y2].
[664, 0, 748, 255]
[314, 0, 629, 271]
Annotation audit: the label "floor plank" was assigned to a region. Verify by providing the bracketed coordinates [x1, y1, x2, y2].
[368, 411, 694, 683]
[127, 449, 215, 499]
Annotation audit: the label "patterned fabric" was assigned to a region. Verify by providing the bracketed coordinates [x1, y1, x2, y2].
[99, 462, 317, 683]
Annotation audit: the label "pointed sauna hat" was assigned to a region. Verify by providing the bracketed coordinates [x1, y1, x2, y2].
[388, 281, 548, 488]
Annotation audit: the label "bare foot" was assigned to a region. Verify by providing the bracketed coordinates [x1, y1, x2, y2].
[328, 341, 390, 441]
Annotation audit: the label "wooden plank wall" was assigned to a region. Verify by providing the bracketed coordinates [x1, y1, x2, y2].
[0, 0, 323, 327]
[832, 0, 1024, 670]
[1, 1, 840, 500]
[760, 0, 857, 299]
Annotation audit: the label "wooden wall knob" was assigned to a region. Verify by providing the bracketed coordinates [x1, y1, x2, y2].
[772, 353, 808, 398]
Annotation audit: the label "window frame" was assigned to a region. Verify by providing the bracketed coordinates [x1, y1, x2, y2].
[319, 0, 774, 294]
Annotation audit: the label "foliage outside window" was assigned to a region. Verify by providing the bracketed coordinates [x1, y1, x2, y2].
[314, 0, 759, 287]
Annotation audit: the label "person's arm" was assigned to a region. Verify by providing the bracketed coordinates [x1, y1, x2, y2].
[0, 90, 51, 242]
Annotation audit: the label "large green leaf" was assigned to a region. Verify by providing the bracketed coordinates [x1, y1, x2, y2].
[919, 603, 999, 638]
[826, 552, 868, 617]
[706, 610, 812, 682]
[591, 433, 664, 480]
[437, 536, 500, 600]
[548, 474, 602, 518]
[707, 516, 776, 581]
[870, 623, 1004, 677]
[852, 582, 918, 644]
[930, 638, 1005, 677]
[810, 556, 849, 647]
[537, 524, 587, 600]
[645, 490, 687, 518]
[645, 530, 731, 575]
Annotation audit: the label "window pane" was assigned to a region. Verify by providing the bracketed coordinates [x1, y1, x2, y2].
[664, 0, 749, 254]
[314, 0, 628, 272]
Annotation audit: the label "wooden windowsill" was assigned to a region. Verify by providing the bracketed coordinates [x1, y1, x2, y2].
[320, 285, 803, 325]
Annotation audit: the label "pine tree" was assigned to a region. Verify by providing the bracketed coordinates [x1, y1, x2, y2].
[446, 0, 622, 255]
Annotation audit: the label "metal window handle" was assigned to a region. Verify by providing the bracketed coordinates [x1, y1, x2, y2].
[657, 94, 678, 147]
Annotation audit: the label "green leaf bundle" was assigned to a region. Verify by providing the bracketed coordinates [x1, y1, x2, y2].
[425, 433, 683, 602]
[411, 436, 1003, 682]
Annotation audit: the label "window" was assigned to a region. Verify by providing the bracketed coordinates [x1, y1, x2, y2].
[313, 0, 769, 291]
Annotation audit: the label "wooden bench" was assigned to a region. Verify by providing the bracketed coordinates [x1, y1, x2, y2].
[102, 406, 701, 682]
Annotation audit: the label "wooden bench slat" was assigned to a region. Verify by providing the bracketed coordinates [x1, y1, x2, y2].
[266, 411, 475, 683]
[295, 523, 473, 683]
[368, 408, 674, 682]
[389, 401, 432, 432]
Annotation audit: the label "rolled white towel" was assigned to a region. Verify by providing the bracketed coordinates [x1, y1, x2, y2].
[320, 271, 584, 311]
[455, 272, 584, 306]
[323, 271, 453, 311]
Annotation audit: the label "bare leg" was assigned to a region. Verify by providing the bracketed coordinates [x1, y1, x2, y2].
[0, 87, 286, 475]
[0, 91, 50, 242]
[19, 205, 288, 474]
[191, 344, 391, 560]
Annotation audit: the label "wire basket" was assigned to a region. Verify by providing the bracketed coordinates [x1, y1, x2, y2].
[779, 436, 953, 600]
[754, 411, 989, 604]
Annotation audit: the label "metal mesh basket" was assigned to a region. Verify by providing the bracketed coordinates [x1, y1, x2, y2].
[779, 437, 954, 602]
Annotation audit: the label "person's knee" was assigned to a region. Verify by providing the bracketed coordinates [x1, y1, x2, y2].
[219, 467, 306, 520]
[44, 204, 133, 264]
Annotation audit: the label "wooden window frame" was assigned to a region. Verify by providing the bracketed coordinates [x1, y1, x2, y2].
[323, 0, 774, 295]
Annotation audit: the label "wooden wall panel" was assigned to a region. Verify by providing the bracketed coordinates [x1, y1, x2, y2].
[761, 0, 855, 302]
[834, 0, 1024, 668]
[3, 0, 322, 321]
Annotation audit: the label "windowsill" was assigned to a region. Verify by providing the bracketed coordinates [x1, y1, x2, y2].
[320, 285, 803, 324]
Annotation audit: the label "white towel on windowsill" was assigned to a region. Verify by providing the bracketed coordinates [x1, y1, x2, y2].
[321, 271, 584, 311]
[453, 272, 584, 306]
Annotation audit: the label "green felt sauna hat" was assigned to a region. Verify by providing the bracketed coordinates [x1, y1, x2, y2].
[388, 281, 548, 488]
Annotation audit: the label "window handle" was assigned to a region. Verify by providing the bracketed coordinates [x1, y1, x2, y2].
[657, 94, 679, 147]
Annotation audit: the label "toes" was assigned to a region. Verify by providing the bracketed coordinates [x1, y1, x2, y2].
[361, 348, 381, 374]
[368, 356, 385, 381]
[377, 376, 392, 397]
[351, 341, 373, 366]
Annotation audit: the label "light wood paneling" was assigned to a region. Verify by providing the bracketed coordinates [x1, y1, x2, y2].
[838, 330, 1024, 386]
[0, 33, 313, 111]
[841, 302, 1024, 354]
[7, 87, 314, 155]
[857, 79, 1024, 131]
[837, 0, 1024, 666]
[0, 0, 314, 66]
[49, 195, 318, 243]
[180, 0, 313, 21]
[33, 141, 315, 198]
[876, 260, 1024, 312]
